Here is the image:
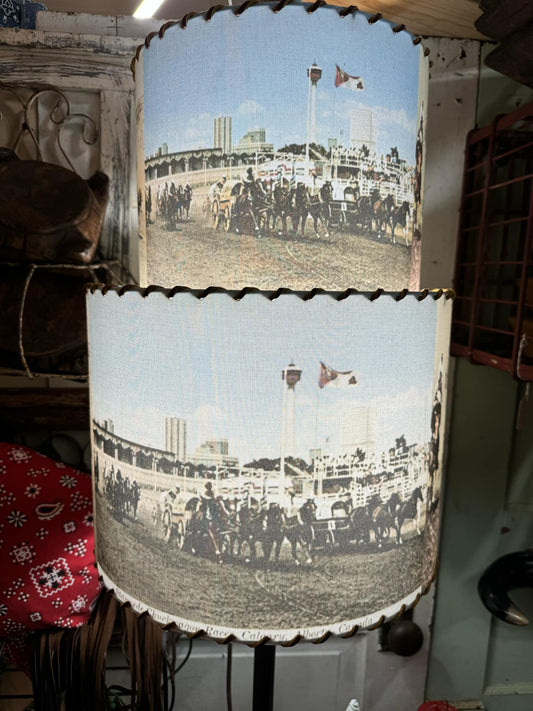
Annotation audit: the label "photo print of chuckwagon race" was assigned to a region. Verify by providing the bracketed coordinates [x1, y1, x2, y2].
[136, 5, 427, 291]
[87, 290, 450, 642]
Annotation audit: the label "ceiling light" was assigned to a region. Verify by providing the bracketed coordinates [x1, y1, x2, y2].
[133, 0, 165, 18]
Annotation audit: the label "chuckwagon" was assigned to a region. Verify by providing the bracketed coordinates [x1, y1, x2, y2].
[329, 183, 361, 230]
[161, 489, 199, 549]
[211, 179, 244, 232]
[306, 516, 354, 551]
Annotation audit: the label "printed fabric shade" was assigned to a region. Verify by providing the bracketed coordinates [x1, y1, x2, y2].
[133, 2, 428, 293]
[87, 287, 452, 644]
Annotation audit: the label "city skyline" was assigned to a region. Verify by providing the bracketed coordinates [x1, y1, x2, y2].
[94, 402, 419, 469]
[142, 5, 421, 164]
[87, 291, 441, 466]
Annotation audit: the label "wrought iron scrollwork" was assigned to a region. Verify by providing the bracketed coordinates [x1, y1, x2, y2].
[0, 83, 99, 172]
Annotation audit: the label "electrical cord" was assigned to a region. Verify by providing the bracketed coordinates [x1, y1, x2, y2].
[226, 643, 233, 711]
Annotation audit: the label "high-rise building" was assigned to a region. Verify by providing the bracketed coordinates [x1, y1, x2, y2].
[214, 116, 232, 154]
[341, 404, 377, 456]
[190, 439, 238, 468]
[349, 108, 377, 153]
[165, 417, 187, 462]
[235, 129, 273, 153]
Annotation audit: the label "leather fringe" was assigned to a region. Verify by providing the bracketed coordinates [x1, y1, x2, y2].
[121, 604, 165, 711]
[29, 591, 178, 710]
[30, 589, 119, 711]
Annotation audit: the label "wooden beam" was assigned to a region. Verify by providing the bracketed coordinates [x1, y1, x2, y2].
[0, 388, 90, 430]
[330, 1, 486, 39]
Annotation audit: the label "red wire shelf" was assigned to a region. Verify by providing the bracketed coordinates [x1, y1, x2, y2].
[451, 102, 533, 381]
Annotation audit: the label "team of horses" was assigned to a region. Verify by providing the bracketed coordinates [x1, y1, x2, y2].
[157, 183, 192, 229]
[168, 486, 425, 565]
[341, 188, 411, 244]
[98, 465, 141, 522]
[225, 180, 333, 239]
[217, 179, 411, 244]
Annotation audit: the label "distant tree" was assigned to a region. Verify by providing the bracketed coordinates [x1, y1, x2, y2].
[309, 142, 328, 157]
[278, 143, 305, 156]
[243, 455, 311, 473]
[390, 146, 399, 163]
[277, 142, 328, 158]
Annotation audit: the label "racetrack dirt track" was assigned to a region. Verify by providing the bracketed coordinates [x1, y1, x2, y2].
[144, 188, 413, 291]
[96, 498, 432, 635]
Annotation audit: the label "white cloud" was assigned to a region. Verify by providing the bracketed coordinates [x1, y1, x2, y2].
[180, 112, 213, 150]
[238, 100, 264, 116]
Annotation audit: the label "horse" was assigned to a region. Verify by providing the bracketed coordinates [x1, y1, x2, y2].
[390, 200, 410, 245]
[188, 496, 232, 561]
[350, 505, 372, 546]
[270, 183, 299, 235]
[388, 487, 424, 544]
[180, 184, 192, 220]
[354, 194, 373, 232]
[123, 479, 140, 519]
[372, 191, 393, 240]
[249, 186, 273, 236]
[164, 190, 181, 230]
[235, 499, 264, 562]
[281, 504, 314, 565]
[299, 182, 332, 238]
[293, 183, 333, 237]
[259, 503, 286, 563]
[366, 494, 391, 549]
[232, 189, 261, 235]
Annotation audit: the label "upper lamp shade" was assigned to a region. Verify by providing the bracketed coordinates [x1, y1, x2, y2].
[134, 3, 428, 292]
[87, 288, 452, 644]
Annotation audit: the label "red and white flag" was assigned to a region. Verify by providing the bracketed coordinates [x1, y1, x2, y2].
[335, 65, 364, 92]
[319, 362, 358, 389]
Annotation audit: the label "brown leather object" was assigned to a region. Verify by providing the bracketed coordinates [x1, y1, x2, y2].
[0, 153, 109, 264]
[0, 263, 113, 377]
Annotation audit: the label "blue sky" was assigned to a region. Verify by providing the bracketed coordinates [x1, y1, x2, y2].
[88, 291, 440, 464]
[142, 5, 421, 163]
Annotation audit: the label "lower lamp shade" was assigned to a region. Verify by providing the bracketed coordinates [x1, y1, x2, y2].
[87, 288, 452, 644]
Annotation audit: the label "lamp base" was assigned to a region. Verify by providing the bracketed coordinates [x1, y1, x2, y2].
[253, 645, 276, 711]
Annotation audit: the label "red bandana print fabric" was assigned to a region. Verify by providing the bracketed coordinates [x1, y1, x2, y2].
[0, 443, 101, 647]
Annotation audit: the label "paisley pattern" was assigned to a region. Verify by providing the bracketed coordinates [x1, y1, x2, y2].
[0, 443, 101, 665]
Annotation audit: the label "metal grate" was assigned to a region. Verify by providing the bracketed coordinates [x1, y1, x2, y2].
[451, 101, 533, 380]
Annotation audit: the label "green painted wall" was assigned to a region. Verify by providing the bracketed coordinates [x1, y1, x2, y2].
[426, 50, 533, 708]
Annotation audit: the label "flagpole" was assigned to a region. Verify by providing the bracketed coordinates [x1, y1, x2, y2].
[305, 69, 311, 178]
[280, 363, 302, 502]
[280, 368, 287, 495]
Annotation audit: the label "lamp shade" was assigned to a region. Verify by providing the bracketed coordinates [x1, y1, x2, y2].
[134, 3, 428, 292]
[87, 288, 451, 644]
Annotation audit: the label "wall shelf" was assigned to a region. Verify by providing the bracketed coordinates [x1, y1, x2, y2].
[451, 102, 533, 381]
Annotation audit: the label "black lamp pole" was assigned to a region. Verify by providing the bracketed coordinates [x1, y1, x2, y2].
[252, 645, 276, 711]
